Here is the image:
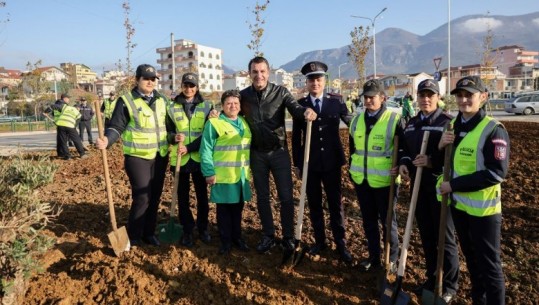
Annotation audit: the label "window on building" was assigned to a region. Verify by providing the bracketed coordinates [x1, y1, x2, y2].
[210, 84, 214, 90]
[168, 64, 172, 69]
[168, 53, 172, 58]
[216, 75, 220, 80]
[199, 63, 206, 68]
[169, 75, 172, 80]
[188, 51, 194, 58]
[208, 53, 213, 59]
[169, 85, 173, 90]
[217, 85, 221, 90]
[209, 74, 213, 79]
[208, 63, 213, 69]
[216, 54, 220, 60]
[201, 73, 206, 79]
[200, 51, 205, 57]
[216, 65, 221, 70]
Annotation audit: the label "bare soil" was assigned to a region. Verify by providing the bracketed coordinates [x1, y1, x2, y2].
[21, 121, 539, 305]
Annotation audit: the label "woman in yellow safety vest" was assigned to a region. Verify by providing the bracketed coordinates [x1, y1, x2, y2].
[199, 90, 252, 255]
[438, 76, 509, 305]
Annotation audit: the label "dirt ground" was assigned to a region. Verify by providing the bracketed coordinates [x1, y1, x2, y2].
[20, 121, 539, 305]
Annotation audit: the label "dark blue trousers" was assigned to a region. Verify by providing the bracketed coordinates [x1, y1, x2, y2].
[451, 207, 505, 305]
[176, 169, 209, 234]
[354, 182, 399, 263]
[217, 201, 245, 245]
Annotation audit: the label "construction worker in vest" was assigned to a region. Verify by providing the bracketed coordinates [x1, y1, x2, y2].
[438, 76, 509, 305]
[166, 72, 214, 247]
[44, 93, 88, 160]
[345, 95, 356, 114]
[398, 79, 459, 302]
[100, 91, 117, 128]
[200, 90, 252, 255]
[349, 79, 405, 272]
[96, 64, 169, 247]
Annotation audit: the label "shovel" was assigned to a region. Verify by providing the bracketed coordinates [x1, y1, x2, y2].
[422, 123, 454, 305]
[282, 120, 312, 267]
[381, 131, 430, 305]
[158, 145, 183, 243]
[94, 100, 130, 256]
[377, 135, 399, 293]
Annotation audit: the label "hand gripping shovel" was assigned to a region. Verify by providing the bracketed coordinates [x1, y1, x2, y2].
[158, 146, 183, 243]
[282, 120, 312, 267]
[94, 101, 130, 256]
[422, 123, 454, 305]
[381, 131, 430, 305]
[377, 136, 399, 293]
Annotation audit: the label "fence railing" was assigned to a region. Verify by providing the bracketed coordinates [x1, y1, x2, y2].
[0, 119, 97, 133]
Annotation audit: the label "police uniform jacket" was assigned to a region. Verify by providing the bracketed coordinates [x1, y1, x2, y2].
[399, 107, 452, 190]
[448, 109, 509, 193]
[78, 104, 94, 121]
[292, 95, 352, 172]
[240, 83, 306, 152]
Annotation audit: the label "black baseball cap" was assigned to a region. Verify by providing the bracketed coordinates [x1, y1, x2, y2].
[451, 76, 486, 94]
[181, 73, 198, 86]
[135, 64, 159, 79]
[417, 79, 440, 94]
[60, 93, 70, 99]
[361, 79, 385, 96]
[300, 61, 328, 79]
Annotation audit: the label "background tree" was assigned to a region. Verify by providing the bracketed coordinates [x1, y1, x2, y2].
[479, 12, 498, 92]
[246, 0, 270, 57]
[115, 2, 137, 96]
[348, 26, 372, 92]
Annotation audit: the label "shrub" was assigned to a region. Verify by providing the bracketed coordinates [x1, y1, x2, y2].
[0, 154, 60, 298]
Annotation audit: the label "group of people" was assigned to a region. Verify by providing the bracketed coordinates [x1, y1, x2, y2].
[93, 58, 508, 305]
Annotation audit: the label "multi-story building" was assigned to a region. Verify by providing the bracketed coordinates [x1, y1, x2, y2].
[33, 66, 68, 82]
[60, 63, 97, 92]
[0, 68, 22, 115]
[269, 68, 293, 89]
[223, 71, 250, 91]
[495, 45, 539, 77]
[156, 39, 223, 94]
[292, 71, 306, 89]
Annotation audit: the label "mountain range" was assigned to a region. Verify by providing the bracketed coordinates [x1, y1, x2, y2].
[280, 11, 539, 79]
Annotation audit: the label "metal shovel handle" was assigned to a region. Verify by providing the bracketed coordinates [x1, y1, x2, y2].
[294, 120, 313, 240]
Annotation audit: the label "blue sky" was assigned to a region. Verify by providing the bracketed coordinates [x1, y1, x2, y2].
[0, 0, 537, 73]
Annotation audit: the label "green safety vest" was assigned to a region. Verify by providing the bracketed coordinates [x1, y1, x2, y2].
[345, 100, 354, 113]
[349, 110, 399, 188]
[167, 100, 212, 166]
[121, 93, 168, 160]
[54, 104, 81, 128]
[103, 98, 117, 120]
[208, 117, 251, 184]
[438, 116, 502, 217]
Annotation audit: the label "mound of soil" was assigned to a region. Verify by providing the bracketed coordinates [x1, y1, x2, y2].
[21, 121, 539, 305]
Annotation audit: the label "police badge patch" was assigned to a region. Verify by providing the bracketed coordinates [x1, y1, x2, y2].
[494, 144, 507, 160]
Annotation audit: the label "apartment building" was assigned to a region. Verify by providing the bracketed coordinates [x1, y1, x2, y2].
[223, 71, 250, 91]
[495, 45, 539, 77]
[269, 68, 293, 89]
[156, 39, 223, 94]
[60, 63, 97, 92]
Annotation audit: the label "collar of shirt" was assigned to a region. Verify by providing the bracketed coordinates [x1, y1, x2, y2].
[136, 90, 154, 102]
[367, 109, 381, 117]
[310, 94, 323, 109]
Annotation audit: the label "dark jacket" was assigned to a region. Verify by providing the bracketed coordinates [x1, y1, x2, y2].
[240, 83, 306, 151]
[292, 95, 352, 172]
[399, 107, 453, 190]
[78, 104, 94, 121]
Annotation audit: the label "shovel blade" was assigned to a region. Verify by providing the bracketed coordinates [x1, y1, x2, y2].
[381, 283, 410, 305]
[108, 226, 130, 256]
[421, 289, 448, 305]
[157, 220, 182, 244]
[291, 244, 308, 267]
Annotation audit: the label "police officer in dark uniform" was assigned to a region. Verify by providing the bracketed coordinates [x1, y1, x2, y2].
[77, 97, 94, 144]
[398, 79, 459, 302]
[292, 61, 353, 263]
[439, 76, 509, 305]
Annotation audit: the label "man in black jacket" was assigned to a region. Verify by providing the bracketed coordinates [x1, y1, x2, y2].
[292, 61, 353, 263]
[77, 97, 94, 144]
[240, 56, 317, 257]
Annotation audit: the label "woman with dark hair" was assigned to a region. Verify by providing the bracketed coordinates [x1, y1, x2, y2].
[166, 72, 214, 247]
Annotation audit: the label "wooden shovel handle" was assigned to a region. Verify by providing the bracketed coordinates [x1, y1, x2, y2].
[397, 130, 430, 277]
[294, 120, 312, 240]
[94, 100, 118, 232]
[170, 142, 183, 217]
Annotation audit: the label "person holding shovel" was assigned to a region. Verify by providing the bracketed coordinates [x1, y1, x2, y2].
[200, 90, 251, 255]
[291, 61, 353, 263]
[95, 64, 169, 247]
[349, 79, 405, 272]
[438, 76, 509, 305]
[398, 79, 459, 303]
[166, 72, 214, 247]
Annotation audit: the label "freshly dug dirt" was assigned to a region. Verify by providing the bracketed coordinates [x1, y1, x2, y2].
[21, 121, 539, 305]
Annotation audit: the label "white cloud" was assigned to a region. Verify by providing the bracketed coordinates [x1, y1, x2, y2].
[457, 17, 503, 34]
[533, 18, 539, 26]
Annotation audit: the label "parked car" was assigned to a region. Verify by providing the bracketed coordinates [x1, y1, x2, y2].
[504, 94, 539, 115]
[355, 98, 402, 115]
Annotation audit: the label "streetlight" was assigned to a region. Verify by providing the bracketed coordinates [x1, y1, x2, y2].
[338, 62, 348, 93]
[351, 7, 387, 79]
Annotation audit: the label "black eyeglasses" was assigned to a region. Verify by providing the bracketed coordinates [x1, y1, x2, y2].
[143, 77, 157, 82]
[182, 83, 196, 88]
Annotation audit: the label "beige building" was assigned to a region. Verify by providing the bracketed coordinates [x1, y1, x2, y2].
[156, 39, 223, 94]
[60, 63, 97, 92]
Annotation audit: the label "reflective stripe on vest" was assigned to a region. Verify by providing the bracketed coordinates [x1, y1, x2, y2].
[209, 117, 251, 184]
[54, 104, 81, 128]
[349, 110, 398, 187]
[121, 93, 168, 159]
[167, 101, 212, 166]
[451, 116, 502, 216]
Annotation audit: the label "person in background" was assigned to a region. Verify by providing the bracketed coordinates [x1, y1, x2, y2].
[292, 61, 353, 264]
[77, 97, 94, 145]
[101, 91, 117, 128]
[239, 56, 317, 259]
[438, 76, 509, 305]
[345, 95, 356, 114]
[95, 64, 169, 247]
[398, 79, 459, 302]
[402, 91, 416, 122]
[44, 93, 87, 160]
[200, 90, 251, 255]
[349, 79, 405, 272]
[166, 72, 213, 247]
